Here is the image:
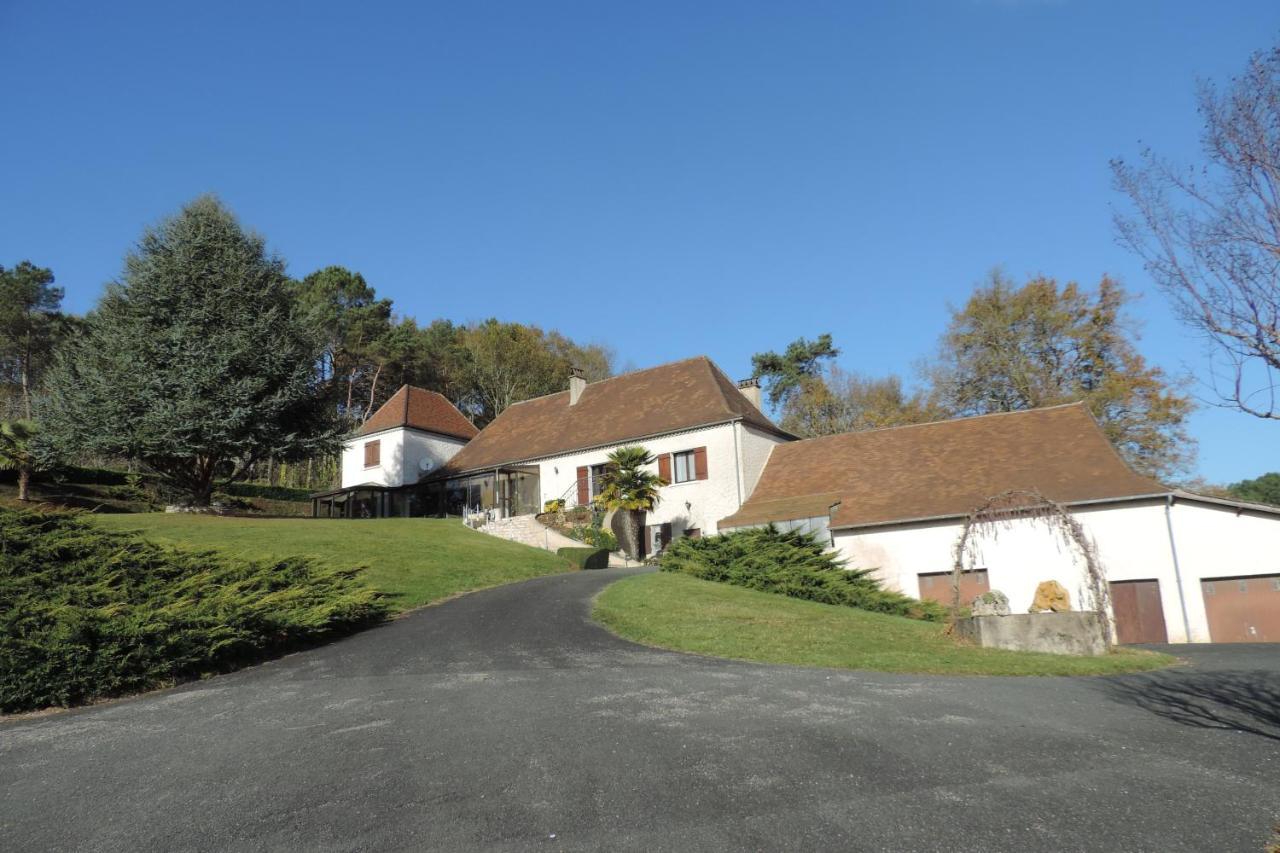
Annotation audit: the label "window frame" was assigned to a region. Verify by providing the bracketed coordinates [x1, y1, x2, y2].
[671, 450, 697, 484]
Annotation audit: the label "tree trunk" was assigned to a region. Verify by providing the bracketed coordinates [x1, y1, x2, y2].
[17, 466, 30, 501]
[610, 509, 646, 561]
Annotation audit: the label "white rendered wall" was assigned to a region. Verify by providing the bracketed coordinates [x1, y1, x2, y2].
[831, 500, 1280, 644]
[737, 423, 789, 500]
[341, 428, 468, 489]
[533, 422, 746, 536]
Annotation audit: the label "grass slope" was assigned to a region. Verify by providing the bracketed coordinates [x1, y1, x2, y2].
[95, 515, 571, 612]
[594, 573, 1174, 676]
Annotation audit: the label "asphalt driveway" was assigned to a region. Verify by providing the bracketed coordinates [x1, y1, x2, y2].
[2, 568, 1277, 852]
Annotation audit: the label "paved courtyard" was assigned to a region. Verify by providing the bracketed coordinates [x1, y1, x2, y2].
[2, 568, 1276, 851]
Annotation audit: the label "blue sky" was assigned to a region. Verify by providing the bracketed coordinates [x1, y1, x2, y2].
[2, 1, 1277, 483]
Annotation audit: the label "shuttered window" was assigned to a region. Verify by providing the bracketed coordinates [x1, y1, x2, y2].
[668, 446, 708, 484]
[363, 440, 381, 468]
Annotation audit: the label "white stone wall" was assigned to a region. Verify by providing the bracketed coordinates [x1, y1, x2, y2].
[341, 428, 468, 489]
[831, 499, 1280, 644]
[533, 422, 747, 536]
[737, 422, 789, 499]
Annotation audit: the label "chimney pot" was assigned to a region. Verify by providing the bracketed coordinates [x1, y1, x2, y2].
[569, 366, 586, 405]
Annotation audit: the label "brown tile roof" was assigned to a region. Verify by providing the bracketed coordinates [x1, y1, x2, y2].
[357, 385, 479, 441]
[438, 356, 789, 475]
[719, 403, 1166, 530]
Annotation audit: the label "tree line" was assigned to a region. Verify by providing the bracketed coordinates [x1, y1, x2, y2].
[1, 196, 612, 504]
[751, 272, 1196, 480]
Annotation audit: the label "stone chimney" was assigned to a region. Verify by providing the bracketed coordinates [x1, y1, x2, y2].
[737, 377, 762, 409]
[568, 366, 586, 405]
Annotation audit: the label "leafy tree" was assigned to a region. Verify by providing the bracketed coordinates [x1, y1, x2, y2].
[751, 333, 840, 410]
[927, 272, 1195, 479]
[459, 319, 613, 425]
[1113, 44, 1280, 420]
[598, 445, 667, 560]
[41, 196, 344, 507]
[0, 420, 40, 501]
[1227, 472, 1280, 507]
[0, 261, 66, 419]
[781, 367, 942, 438]
[290, 266, 393, 422]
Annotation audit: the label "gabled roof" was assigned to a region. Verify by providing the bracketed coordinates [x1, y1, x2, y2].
[719, 402, 1166, 531]
[357, 385, 479, 441]
[438, 356, 789, 475]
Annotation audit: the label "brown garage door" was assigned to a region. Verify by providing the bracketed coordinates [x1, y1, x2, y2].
[1110, 579, 1168, 644]
[1201, 574, 1280, 643]
[918, 570, 989, 607]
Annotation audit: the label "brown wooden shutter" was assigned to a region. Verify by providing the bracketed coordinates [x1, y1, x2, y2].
[364, 440, 380, 468]
[576, 466, 589, 505]
[693, 446, 708, 480]
[657, 453, 672, 483]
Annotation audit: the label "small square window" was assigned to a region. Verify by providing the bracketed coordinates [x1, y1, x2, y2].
[1239, 579, 1250, 593]
[1272, 577, 1280, 592]
[1204, 582, 1215, 596]
[363, 440, 381, 468]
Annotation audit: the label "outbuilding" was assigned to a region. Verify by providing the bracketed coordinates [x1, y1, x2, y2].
[721, 403, 1280, 644]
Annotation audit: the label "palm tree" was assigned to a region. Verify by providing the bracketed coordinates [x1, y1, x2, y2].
[598, 445, 667, 560]
[0, 420, 40, 501]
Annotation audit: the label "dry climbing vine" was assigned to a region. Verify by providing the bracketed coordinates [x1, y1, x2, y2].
[950, 488, 1112, 650]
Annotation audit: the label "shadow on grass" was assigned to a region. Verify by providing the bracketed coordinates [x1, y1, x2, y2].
[1099, 669, 1280, 742]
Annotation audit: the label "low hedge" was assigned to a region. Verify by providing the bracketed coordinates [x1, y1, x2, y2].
[0, 507, 388, 713]
[223, 482, 314, 503]
[659, 525, 945, 622]
[557, 547, 611, 570]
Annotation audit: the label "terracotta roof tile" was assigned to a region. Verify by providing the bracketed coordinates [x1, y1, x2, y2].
[719, 403, 1165, 530]
[438, 356, 789, 475]
[358, 386, 479, 441]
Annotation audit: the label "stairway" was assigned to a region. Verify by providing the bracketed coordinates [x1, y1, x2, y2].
[477, 514, 628, 566]
[478, 514, 573, 551]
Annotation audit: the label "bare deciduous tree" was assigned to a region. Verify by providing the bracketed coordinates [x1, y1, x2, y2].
[1113, 45, 1280, 420]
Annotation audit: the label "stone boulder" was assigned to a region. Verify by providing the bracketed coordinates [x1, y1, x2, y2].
[1028, 580, 1072, 613]
[970, 590, 1010, 616]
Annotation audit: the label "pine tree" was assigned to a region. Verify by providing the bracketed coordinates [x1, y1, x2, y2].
[42, 196, 343, 506]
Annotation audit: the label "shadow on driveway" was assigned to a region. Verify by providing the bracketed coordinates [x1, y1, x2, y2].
[1098, 644, 1280, 742]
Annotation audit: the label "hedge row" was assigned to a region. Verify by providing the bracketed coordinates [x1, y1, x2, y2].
[556, 547, 611, 570]
[659, 525, 945, 622]
[0, 508, 387, 713]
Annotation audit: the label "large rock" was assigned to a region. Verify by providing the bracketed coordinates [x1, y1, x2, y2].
[1028, 580, 1072, 613]
[970, 590, 1010, 616]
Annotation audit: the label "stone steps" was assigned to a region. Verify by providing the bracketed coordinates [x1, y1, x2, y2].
[477, 514, 629, 567]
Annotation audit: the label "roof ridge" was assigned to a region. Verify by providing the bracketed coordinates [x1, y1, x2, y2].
[774, 401, 1091, 449]
[498, 356, 716, 410]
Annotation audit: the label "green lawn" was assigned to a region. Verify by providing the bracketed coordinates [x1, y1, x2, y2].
[594, 573, 1174, 676]
[94, 514, 572, 612]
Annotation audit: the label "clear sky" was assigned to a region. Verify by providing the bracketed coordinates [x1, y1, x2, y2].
[3, 1, 1278, 483]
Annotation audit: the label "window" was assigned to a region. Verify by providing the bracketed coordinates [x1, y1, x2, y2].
[672, 450, 696, 483]
[684, 527, 701, 539]
[363, 440, 381, 468]
[590, 464, 608, 499]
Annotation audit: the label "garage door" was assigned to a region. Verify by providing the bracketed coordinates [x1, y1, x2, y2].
[918, 569, 989, 607]
[1110, 579, 1168, 644]
[1201, 575, 1280, 643]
